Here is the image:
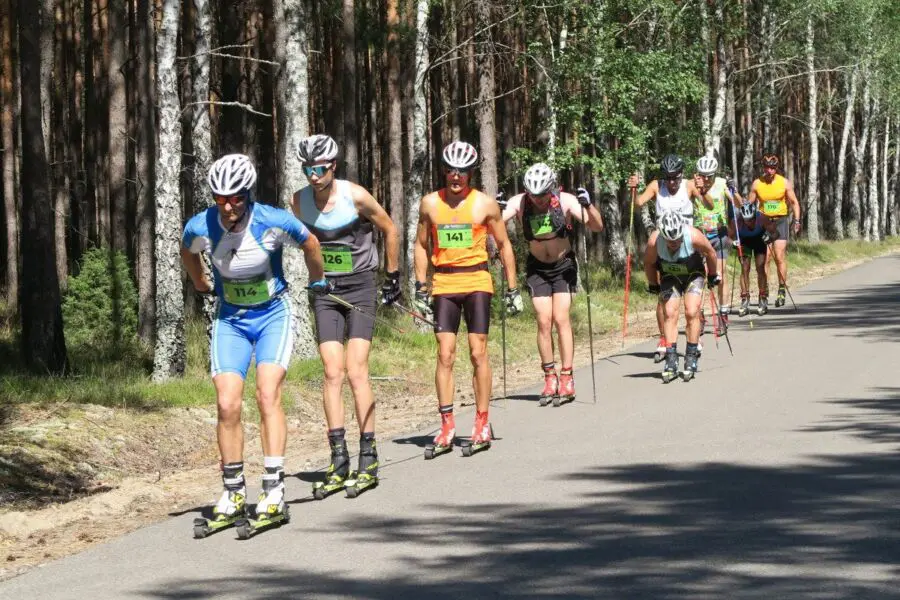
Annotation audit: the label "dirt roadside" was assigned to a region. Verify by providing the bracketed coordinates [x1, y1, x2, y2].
[0, 251, 884, 581]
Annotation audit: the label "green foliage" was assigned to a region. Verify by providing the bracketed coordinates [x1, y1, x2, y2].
[62, 248, 139, 351]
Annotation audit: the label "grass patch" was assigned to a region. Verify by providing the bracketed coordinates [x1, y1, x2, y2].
[2, 237, 897, 410]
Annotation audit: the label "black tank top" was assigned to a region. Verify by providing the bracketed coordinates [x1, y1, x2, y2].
[521, 193, 570, 241]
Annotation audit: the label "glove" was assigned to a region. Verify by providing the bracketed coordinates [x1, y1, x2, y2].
[575, 187, 592, 208]
[707, 274, 722, 289]
[505, 287, 524, 316]
[495, 191, 507, 210]
[761, 231, 776, 244]
[413, 281, 432, 315]
[308, 278, 335, 296]
[725, 176, 735, 191]
[648, 283, 661, 295]
[380, 270, 402, 306]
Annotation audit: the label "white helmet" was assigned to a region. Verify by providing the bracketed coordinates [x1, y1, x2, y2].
[522, 162, 556, 195]
[739, 200, 758, 220]
[658, 209, 686, 242]
[696, 155, 718, 176]
[208, 154, 257, 196]
[296, 134, 339, 164]
[441, 141, 478, 170]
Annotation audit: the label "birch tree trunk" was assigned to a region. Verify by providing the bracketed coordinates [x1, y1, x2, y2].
[833, 68, 857, 240]
[19, 0, 67, 374]
[805, 16, 819, 243]
[406, 0, 429, 294]
[108, 0, 127, 251]
[152, 0, 185, 381]
[386, 0, 405, 274]
[879, 115, 889, 239]
[1, 0, 19, 313]
[848, 72, 870, 239]
[866, 95, 879, 242]
[192, 0, 212, 212]
[474, 0, 497, 196]
[135, 0, 155, 343]
[342, 0, 359, 181]
[275, 0, 316, 359]
[739, 0, 753, 190]
[892, 120, 900, 237]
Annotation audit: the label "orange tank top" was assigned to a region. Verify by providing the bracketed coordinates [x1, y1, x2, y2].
[431, 189, 493, 296]
[756, 174, 788, 217]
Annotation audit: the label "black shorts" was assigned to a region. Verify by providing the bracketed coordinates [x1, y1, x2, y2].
[433, 291, 492, 335]
[659, 275, 704, 302]
[312, 270, 377, 344]
[525, 252, 578, 297]
[739, 235, 768, 258]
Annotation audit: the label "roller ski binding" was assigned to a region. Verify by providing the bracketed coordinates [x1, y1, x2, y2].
[715, 311, 729, 337]
[775, 285, 786, 308]
[538, 369, 559, 407]
[313, 439, 350, 500]
[555, 369, 575, 407]
[653, 336, 667, 363]
[757, 295, 769, 316]
[236, 483, 289, 540]
[681, 347, 700, 382]
[424, 420, 455, 460]
[345, 438, 379, 498]
[460, 411, 493, 457]
[661, 347, 679, 384]
[738, 294, 750, 317]
[193, 489, 246, 539]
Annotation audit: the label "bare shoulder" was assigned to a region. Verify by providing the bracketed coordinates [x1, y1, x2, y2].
[473, 190, 500, 221]
[418, 191, 440, 220]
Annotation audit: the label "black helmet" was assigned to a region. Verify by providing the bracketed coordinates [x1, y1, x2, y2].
[660, 154, 684, 176]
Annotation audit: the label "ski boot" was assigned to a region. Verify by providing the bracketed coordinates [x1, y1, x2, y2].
[424, 419, 455, 460]
[738, 294, 750, 317]
[236, 480, 290, 539]
[775, 285, 786, 308]
[460, 410, 493, 457]
[538, 368, 559, 407]
[312, 439, 350, 499]
[653, 336, 667, 363]
[193, 488, 246, 538]
[682, 345, 700, 382]
[555, 369, 575, 407]
[661, 346, 679, 383]
[757, 295, 769, 316]
[716, 309, 729, 337]
[345, 437, 379, 498]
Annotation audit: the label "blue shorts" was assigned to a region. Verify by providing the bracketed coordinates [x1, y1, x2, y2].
[211, 296, 294, 378]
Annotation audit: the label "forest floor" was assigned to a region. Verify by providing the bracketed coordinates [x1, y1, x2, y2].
[2, 239, 898, 581]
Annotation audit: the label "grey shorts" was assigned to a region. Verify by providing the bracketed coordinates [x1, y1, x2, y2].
[659, 275, 705, 302]
[312, 270, 377, 344]
[764, 216, 790, 242]
[707, 232, 730, 260]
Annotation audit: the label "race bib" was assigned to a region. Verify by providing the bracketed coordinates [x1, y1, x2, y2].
[322, 245, 353, 273]
[529, 214, 554, 236]
[223, 275, 271, 306]
[764, 201, 783, 214]
[437, 224, 473, 248]
[661, 262, 690, 276]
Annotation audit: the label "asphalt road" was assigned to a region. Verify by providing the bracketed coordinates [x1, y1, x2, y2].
[4, 254, 900, 599]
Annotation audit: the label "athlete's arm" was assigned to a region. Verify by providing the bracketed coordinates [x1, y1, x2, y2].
[413, 196, 432, 285]
[501, 194, 522, 224]
[352, 184, 399, 273]
[484, 196, 518, 289]
[181, 216, 213, 292]
[180, 248, 212, 292]
[746, 180, 759, 205]
[643, 242, 659, 285]
[633, 180, 658, 208]
[689, 179, 714, 210]
[562, 192, 604, 232]
[785, 178, 801, 223]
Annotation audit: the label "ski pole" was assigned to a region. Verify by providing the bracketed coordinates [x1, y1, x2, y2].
[707, 288, 734, 356]
[582, 204, 598, 405]
[499, 262, 508, 408]
[622, 185, 636, 349]
[325, 293, 407, 335]
[391, 301, 438, 330]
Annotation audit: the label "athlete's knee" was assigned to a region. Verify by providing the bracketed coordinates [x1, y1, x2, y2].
[437, 346, 456, 369]
[684, 302, 700, 320]
[255, 385, 283, 415]
[217, 395, 242, 425]
[345, 360, 370, 390]
[469, 345, 488, 369]
[322, 361, 345, 387]
[551, 311, 571, 331]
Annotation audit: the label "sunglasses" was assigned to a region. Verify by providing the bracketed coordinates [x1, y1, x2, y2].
[213, 194, 248, 206]
[303, 164, 333, 178]
[665, 175, 683, 182]
[445, 167, 472, 176]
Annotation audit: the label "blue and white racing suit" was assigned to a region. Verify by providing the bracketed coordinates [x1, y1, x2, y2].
[182, 203, 311, 378]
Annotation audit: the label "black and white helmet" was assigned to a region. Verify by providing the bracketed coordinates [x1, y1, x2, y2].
[739, 200, 758, 220]
[696, 155, 718, 176]
[208, 154, 257, 196]
[660, 154, 684, 176]
[522, 162, 556, 195]
[658, 208, 686, 242]
[441, 141, 479, 169]
[296, 134, 339, 164]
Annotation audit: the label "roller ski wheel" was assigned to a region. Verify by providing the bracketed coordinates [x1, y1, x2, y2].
[424, 442, 453, 460]
[653, 337, 667, 363]
[193, 514, 242, 539]
[235, 505, 291, 540]
[681, 350, 699, 382]
[460, 421, 493, 457]
[425, 424, 455, 460]
[194, 489, 246, 538]
[775, 287, 786, 308]
[460, 438, 491, 457]
[344, 472, 378, 498]
[661, 349, 678, 383]
[757, 297, 769, 316]
[538, 372, 559, 407]
[312, 476, 347, 500]
[554, 372, 575, 407]
[738, 296, 750, 317]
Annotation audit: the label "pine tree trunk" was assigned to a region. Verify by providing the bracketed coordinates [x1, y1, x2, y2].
[152, 0, 185, 381]
[342, 0, 359, 181]
[833, 68, 857, 240]
[474, 0, 497, 196]
[805, 16, 820, 243]
[386, 0, 405, 274]
[274, 0, 316, 359]
[406, 0, 429, 293]
[108, 0, 127, 251]
[1, 0, 19, 313]
[52, 0, 69, 289]
[18, 0, 67, 374]
[135, 0, 155, 344]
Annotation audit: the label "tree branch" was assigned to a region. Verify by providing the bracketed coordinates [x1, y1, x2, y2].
[182, 101, 272, 118]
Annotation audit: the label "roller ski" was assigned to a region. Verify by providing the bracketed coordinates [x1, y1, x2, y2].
[681, 346, 700, 382]
[424, 419, 455, 460]
[757, 295, 769, 316]
[193, 489, 246, 539]
[345, 437, 379, 498]
[312, 439, 350, 500]
[653, 336, 667, 363]
[661, 346, 679, 383]
[538, 368, 559, 407]
[738, 294, 750, 317]
[775, 285, 786, 308]
[460, 410, 493, 457]
[236, 483, 290, 540]
[554, 369, 575, 407]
